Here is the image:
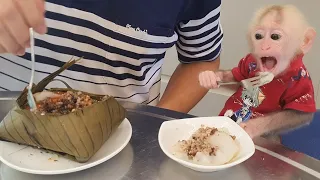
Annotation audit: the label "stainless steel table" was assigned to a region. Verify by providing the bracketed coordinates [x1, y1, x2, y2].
[0, 91, 319, 180]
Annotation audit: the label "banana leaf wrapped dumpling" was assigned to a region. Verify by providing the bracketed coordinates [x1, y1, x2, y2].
[0, 59, 126, 163]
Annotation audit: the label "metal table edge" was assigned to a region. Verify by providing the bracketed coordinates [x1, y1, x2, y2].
[0, 91, 319, 179]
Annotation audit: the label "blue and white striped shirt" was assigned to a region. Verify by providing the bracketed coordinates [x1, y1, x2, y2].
[0, 0, 223, 105]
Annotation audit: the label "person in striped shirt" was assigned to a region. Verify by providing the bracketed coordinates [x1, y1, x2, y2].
[0, 0, 223, 113]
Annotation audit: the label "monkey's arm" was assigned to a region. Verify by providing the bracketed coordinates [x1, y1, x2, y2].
[217, 54, 253, 82]
[216, 70, 237, 82]
[241, 110, 314, 138]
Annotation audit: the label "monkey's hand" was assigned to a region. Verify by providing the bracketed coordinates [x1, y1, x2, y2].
[224, 109, 234, 117]
[239, 110, 314, 139]
[236, 117, 243, 124]
[239, 122, 255, 138]
[198, 71, 222, 89]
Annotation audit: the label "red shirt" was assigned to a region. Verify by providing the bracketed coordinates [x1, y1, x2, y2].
[219, 53, 316, 121]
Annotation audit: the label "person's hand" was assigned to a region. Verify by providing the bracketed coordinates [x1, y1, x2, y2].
[198, 71, 221, 89]
[0, 0, 47, 55]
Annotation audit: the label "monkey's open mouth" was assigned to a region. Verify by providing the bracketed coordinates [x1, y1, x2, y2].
[261, 56, 277, 70]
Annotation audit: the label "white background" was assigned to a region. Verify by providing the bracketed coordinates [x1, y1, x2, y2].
[160, 0, 320, 116]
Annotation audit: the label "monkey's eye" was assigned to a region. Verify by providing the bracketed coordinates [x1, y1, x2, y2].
[271, 34, 281, 40]
[255, 33, 263, 40]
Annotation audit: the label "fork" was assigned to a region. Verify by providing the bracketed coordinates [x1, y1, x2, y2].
[27, 28, 37, 111]
[217, 72, 274, 89]
[242, 72, 274, 88]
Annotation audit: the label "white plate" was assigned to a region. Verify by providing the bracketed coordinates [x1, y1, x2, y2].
[158, 116, 255, 172]
[0, 118, 132, 175]
[158, 159, 251, 180]
[0, 144, 134, 180]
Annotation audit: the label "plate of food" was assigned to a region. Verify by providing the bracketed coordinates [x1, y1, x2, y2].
[0, 58, 132, 175]
[158, 116, 255, 172]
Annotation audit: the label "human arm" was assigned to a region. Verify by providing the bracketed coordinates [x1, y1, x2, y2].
[0, 0, 46, 55]
[157, 57, 220, 112]
[156, 0, 223, 113]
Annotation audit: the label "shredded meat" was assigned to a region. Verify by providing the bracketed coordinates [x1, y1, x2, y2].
[178, 125, 219, 159]
[230, 135, 236, 140]
[36, 91, 97, 115]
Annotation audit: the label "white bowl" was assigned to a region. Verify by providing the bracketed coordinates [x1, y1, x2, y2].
[158, 116, 255, 172]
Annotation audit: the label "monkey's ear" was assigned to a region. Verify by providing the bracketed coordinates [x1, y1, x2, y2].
[301, 27, 316, 54]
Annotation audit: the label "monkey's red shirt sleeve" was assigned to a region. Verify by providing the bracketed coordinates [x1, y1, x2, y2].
[281, 72, 316, 113]
[231, 54, 256, 81]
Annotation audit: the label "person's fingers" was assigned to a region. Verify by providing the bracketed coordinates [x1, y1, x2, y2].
[35, 0, 45, 14]
[1, 0, 30, 47]
[25, 40, 31, 48]
[13, 0, 47, 34]
[0, 21, 24, 54]
[16, 48, 26, 56]
[0, 44, 6, 54]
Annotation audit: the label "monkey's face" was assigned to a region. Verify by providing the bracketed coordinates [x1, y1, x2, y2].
[250, 12, 300, 76]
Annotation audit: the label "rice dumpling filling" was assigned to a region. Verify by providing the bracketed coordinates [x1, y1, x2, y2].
[178, 125, 236, 159]
[178, 126, 218, 159]
[31, 91, 98, 115]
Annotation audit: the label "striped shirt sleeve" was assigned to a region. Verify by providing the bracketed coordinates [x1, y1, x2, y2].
[175, 0, 223, 63]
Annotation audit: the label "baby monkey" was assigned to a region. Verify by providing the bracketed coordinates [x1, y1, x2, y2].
[199, 4, 317, 139]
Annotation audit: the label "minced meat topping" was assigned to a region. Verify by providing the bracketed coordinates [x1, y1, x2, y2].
[36, 91, 97, 115]
[178, 125, 218, 159]
[178, 125, 236, 159]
